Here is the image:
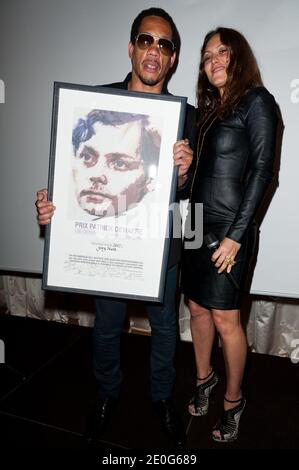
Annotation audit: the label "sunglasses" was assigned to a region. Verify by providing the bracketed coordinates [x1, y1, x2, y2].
[135, 33, 175, 57]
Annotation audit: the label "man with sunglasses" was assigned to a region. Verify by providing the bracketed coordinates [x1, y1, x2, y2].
[36, 7, 195, 448]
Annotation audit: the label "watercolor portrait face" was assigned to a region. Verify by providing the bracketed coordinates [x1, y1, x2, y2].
[72, 109, 161, 219]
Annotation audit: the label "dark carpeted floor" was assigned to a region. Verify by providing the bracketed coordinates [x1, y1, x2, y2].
[0, 313, 298, 458]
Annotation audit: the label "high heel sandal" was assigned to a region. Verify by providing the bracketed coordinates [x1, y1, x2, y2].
[212, 396, 246, 442]
[188, 369, 218, 416]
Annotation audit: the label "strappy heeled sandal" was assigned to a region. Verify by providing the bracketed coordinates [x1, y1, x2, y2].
[188, 369, 218, 416]
[212, 396, 246, 442]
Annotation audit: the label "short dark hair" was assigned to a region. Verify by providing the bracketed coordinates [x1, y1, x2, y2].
[130, 7, 181, 55]
[72, 109, 160, 179]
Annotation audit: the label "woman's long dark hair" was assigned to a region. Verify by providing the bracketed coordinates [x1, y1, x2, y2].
[197, 27, 263, 120]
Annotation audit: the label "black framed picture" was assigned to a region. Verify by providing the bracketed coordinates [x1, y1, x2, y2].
[43, 82, 187, 302]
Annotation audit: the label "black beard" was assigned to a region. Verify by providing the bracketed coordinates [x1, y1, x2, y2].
[139, 75, 159, 87]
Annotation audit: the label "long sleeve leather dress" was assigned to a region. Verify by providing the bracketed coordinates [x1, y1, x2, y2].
[181, 87, 278, 309]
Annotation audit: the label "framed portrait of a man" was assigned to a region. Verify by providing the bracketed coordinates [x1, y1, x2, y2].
[43, 82, 187, 302]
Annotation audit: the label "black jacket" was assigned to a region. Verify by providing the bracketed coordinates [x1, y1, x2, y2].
[189, 87, 278, 243]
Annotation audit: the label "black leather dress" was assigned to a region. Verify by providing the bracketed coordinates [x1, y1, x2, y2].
[181, 87, 278, 309]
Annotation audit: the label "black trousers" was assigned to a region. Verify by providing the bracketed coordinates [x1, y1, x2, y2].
[93, 265, 178, 401]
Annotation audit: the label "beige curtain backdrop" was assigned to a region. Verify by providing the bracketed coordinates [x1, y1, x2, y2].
[1, 274, 299, 359]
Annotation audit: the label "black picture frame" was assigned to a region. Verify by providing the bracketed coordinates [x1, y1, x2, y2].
[42, 82, 187, 302]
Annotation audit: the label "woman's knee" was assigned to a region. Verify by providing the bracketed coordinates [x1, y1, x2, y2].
[188, 300, 211, 320]
[212, 309, 240, 335]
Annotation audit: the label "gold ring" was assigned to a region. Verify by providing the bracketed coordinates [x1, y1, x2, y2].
[225, 256, 232, 263]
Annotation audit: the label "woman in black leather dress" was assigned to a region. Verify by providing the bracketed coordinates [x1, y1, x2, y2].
[181, 27, 278, 442]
